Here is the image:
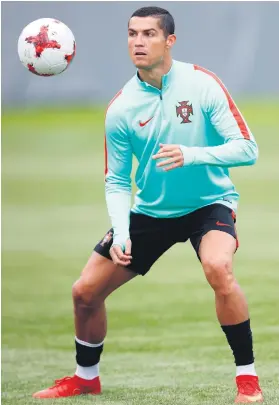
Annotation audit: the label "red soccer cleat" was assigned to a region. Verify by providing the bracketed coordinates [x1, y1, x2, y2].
[235, 375, 263, 403]
[32, 375, 101, 398]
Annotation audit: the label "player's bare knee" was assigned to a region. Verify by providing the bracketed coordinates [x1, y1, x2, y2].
[72, 278, 104, 307]
[202, 256, 234, 296]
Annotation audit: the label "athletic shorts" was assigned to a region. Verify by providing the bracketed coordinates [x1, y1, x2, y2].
[94, 203, 238, 276]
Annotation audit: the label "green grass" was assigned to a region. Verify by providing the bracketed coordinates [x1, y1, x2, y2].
[2, 102, 279, 404]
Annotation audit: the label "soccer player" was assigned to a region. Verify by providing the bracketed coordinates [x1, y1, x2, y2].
[33, 6, 263, 403]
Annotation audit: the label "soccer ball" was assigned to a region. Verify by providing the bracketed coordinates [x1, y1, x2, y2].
[17, 18, 76, 76]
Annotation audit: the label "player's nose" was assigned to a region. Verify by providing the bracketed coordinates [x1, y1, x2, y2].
[134, 35, 145, 47]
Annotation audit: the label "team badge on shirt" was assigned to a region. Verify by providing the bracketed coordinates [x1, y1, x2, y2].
[176, 101, 193, 124]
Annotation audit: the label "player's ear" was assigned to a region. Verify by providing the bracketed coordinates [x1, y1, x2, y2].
[166, 34, 176, 49]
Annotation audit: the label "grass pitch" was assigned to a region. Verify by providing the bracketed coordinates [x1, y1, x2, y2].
[2, 102, 279, 404]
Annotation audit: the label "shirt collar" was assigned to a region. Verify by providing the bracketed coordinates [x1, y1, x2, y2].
[136, 60, 176, 91]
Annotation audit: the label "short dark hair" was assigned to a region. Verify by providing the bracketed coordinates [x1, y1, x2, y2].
[130, 6, 175, 38]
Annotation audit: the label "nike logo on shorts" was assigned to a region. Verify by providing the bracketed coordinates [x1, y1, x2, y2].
[216, 221, 232, 227]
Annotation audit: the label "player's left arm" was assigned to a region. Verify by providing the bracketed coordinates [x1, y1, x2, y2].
[183, 70, 258, 167]
[153, 70, 258, 170]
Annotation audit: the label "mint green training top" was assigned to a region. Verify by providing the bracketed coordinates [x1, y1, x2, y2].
[104, 60, 258, 248]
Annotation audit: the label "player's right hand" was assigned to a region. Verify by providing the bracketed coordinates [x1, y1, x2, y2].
[110, 238, 132, 267]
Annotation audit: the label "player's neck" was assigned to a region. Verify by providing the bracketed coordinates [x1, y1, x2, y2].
[138, 57, 173, 90]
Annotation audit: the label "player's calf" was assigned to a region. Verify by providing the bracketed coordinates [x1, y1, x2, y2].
[72, 262, 110, 343]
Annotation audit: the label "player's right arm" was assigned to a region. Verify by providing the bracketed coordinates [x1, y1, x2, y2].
[104, 98, 133, 265]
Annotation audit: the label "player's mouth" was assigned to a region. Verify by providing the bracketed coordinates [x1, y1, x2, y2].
[134, 51, 147, 56]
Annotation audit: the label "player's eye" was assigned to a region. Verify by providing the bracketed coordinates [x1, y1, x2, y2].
[128, 31, 136, 37]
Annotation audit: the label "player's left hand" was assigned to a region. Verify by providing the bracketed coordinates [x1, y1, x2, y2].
[152, 143, 184, 171]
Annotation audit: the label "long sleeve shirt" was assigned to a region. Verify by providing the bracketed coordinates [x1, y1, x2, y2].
[104, 60, 258, 247]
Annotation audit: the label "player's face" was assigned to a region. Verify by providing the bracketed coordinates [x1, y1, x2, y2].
[128, 17, 174, 69]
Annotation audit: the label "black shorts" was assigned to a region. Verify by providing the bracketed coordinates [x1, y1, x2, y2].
[94, 203, 238, 276]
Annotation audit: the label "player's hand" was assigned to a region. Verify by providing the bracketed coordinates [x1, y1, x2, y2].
[110, 238, 132, 267]
[152, 143, 185, 171]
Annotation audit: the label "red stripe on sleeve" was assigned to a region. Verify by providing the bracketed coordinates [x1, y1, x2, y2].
[104, 89, 123, 176]
[194, 65, 250, 140]
[104, 136, 108, 176]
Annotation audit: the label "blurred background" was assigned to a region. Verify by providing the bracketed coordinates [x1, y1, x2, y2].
[2, 1, 279, 106]
[2, 2, 279, 405]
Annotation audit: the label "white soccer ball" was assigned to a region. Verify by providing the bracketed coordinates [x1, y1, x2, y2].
[18, 18, 76, 76]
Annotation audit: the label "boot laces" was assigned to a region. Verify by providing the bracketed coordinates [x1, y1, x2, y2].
[51, 376, 72, 389]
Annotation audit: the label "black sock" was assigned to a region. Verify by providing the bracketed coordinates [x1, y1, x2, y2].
[75, 339, 104, 367]
[221, 319, 254, 366]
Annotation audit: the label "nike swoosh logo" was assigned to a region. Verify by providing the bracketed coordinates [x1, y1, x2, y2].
[139, 117, 153, 127]
[216, 221, 232, 227]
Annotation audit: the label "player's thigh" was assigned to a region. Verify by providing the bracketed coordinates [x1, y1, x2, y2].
[198, 230, 236, 263]
[190, 203, 238, 261]
[76, 251, 137, 301]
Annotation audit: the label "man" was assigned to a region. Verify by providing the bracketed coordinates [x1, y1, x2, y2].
[33, 6, 263, 403]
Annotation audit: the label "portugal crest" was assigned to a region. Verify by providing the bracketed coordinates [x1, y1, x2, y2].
[176, 101, 193, 124]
